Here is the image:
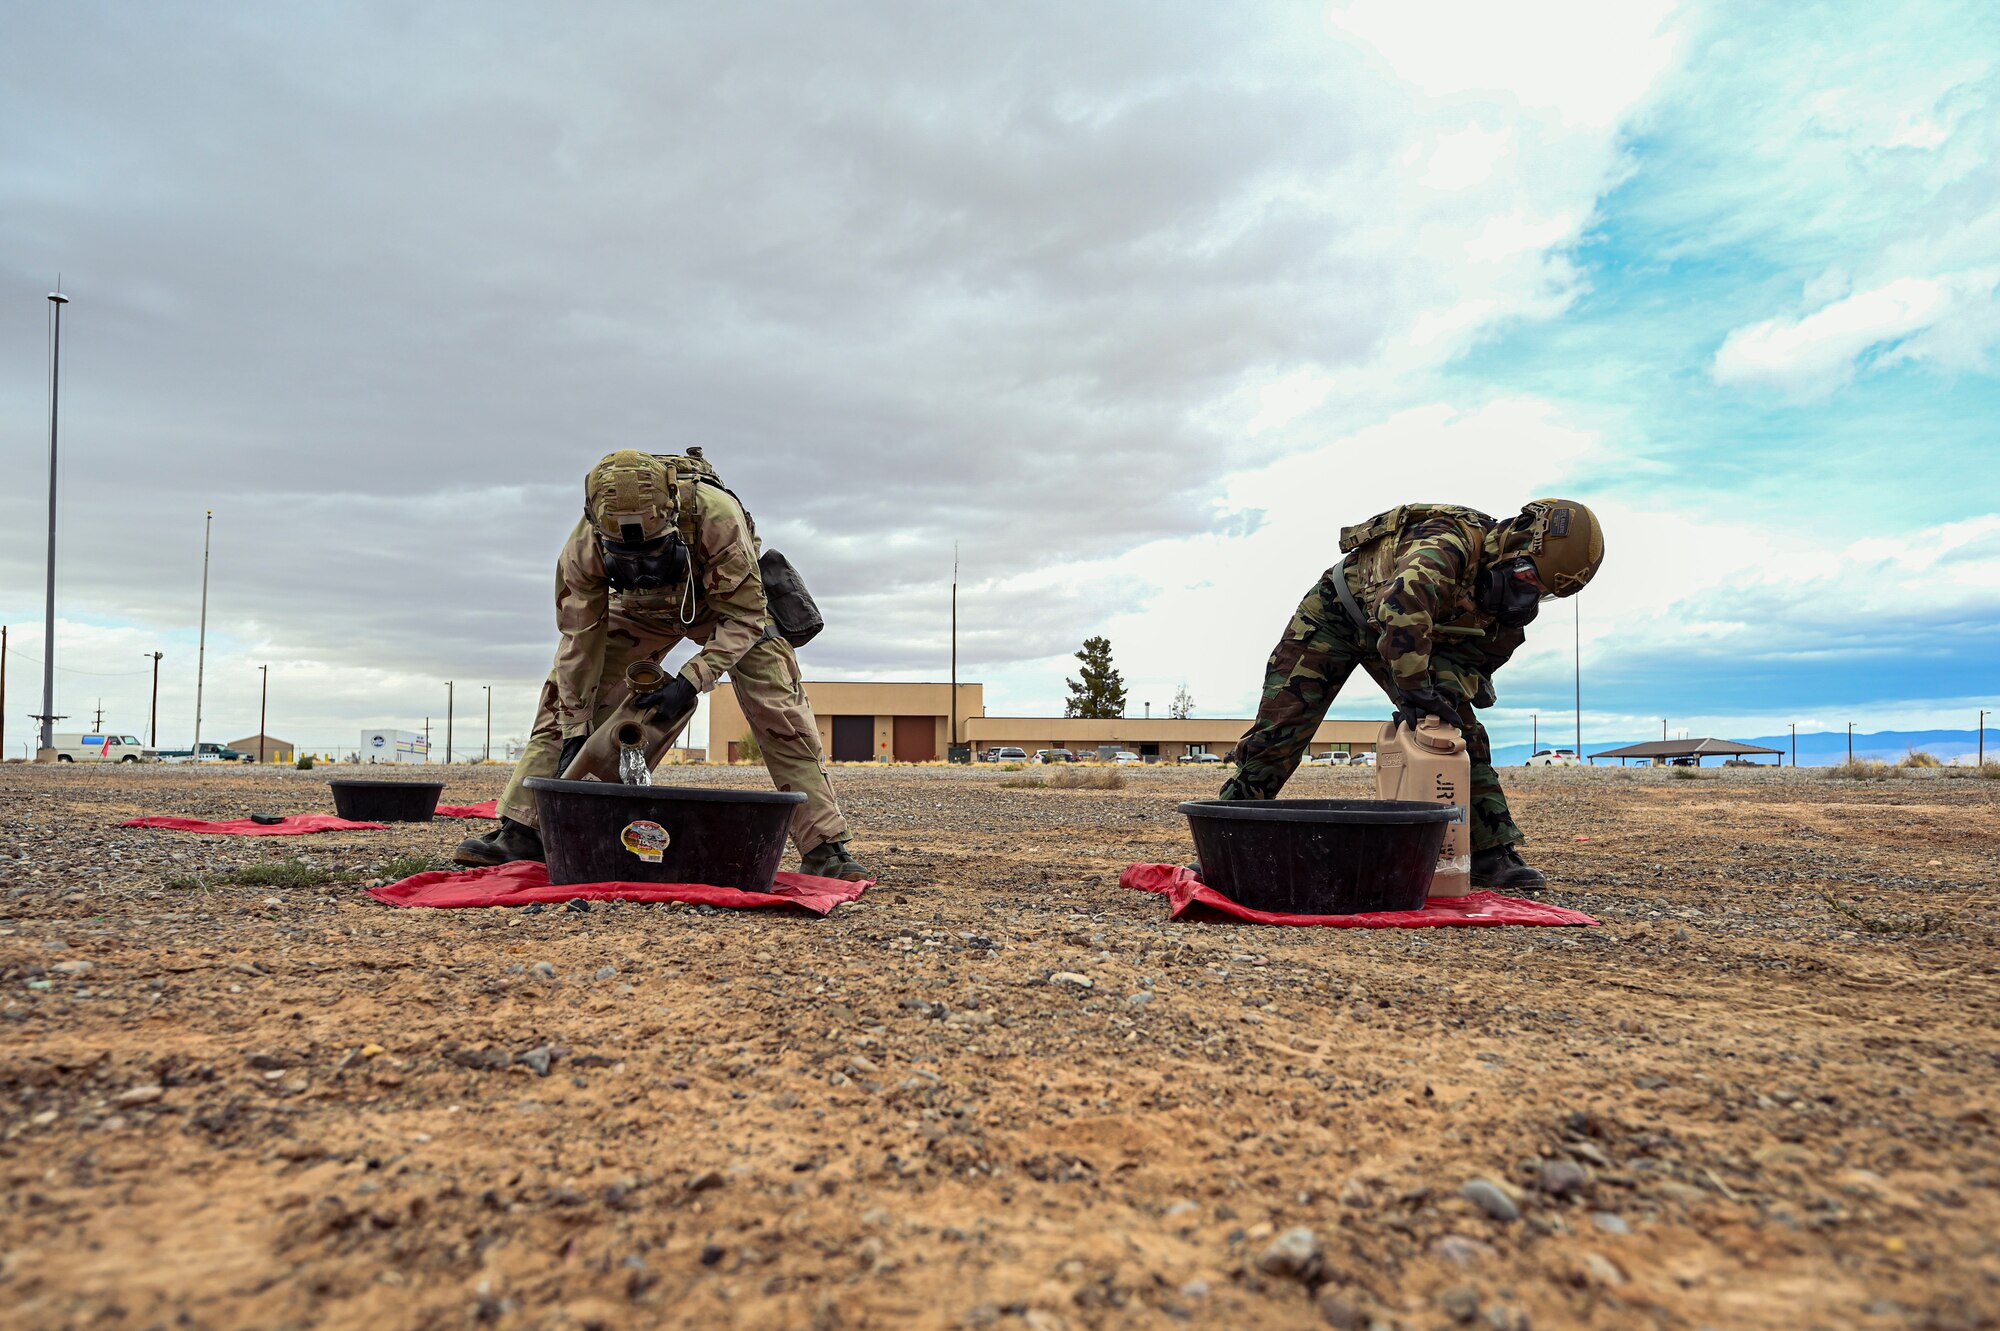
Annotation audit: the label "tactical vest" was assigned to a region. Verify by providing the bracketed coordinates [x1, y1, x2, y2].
[1337, 503, 1496, 619]
[608, 450, 758, 616]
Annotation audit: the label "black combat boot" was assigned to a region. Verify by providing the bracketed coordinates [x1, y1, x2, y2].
[452, 817, 546, 867]
[1471, 845, 1547, 893]
[799, 840, 872, 882]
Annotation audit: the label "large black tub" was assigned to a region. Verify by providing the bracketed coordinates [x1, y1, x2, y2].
[525, 777, 805, 891]
[329, 778, 445, 823]
[1178, 799, 1457, 915]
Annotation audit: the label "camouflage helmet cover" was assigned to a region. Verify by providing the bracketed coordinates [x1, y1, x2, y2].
[1518, 498, 1604, 597]
[585, 450, 675, 543]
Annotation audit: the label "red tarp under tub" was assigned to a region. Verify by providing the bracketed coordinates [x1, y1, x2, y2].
[1120, 863, 1599, 928]
[121, 814, 389, 836]
[435, 800, 500, 820]
[369, 859, 871, 916]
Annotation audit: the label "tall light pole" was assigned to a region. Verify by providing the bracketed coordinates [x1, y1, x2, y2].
[949, 545, 959, 761]
[1980, 709, 1988, 768]
[445, 681, 454, 765]
[1, 625, 8, 762]
[1573, 599, 1582, 764]
[193, 510, 213, 762]
[1790, 722, 1796, 768]
[1847, 721, 1854, 765]
[35, 285, 71, 757]
[483, 684, 492, 763]
[257, 665, 269, 764]
[1531, 712, 1538, 753]
[145, 651, 163, 746]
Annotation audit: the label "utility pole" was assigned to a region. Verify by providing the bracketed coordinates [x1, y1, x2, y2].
[483, 684, 491, 763]
[93, 699, 104, 731]
[145, 652, 162, 746]
[35, 284, 71, 758]
[258, 665, 268, 764]
[1532, 712, 1538, 753]
[949, 545, 958, 761]
[193, 510, 213, 762]
[446, 681, 454, 765]
[1980, 709, 1987, 768]
[1847, 721, 1854, 765]
[1662, 718, 1668, 741]
[1573, 599, 1582, 763]
[1790, 722, 1796, 768]
[1, 625, 8, 762]
[423, 716, 430, 761]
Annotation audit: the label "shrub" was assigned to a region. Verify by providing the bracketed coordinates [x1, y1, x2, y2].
[1051, 767, 1123, 790]
[737, 731, 762, 764]
[1669, 766, 1703, 780]
[1901, 749, 1942, 768]
[295, 754, 314, 770]
[1830, 760, 1899, 780]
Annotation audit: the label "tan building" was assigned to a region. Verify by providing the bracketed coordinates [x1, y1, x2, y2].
[706, 680, 1382, 764]
[226, 733, 298, 764]
[965, 715, 1379, 762]
[708, 681, 985, 764]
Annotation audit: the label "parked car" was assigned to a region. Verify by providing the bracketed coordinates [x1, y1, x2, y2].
[1030, 749, 1077, 764]
[155, 741, 253, 763]
[46, 732, 152, 763]
[1524, 748, 1582, 767]
[1110, 751, 1143, 765]
[1347, 752, 1377, 766]
[1177, 751, 1223, 764]
[982, 746, 1029, 763]
[1302, 751, 1340, 766]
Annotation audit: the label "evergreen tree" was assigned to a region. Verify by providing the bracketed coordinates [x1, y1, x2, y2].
[1169, 684, 1194, 720]
[1063, 636, 1128, 719]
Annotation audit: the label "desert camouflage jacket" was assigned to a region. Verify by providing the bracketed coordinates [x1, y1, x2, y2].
[1341, 504, 1527, 700]
[551, 482, 768, 737]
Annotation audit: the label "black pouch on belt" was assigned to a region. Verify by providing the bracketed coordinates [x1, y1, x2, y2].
[758, 549, 824, 648]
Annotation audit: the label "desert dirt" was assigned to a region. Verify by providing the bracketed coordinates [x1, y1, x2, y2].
[0, 760, 1996, 1331]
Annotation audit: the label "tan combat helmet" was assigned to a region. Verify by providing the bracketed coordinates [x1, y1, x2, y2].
[585, 450, 675, 544]
[1519, 498, 1604, 597]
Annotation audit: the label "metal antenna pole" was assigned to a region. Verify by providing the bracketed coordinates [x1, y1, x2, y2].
[1, 625, 8, 761]
[1790, 722, 1796, 768]
[1847, 722, 1853, 765]
[1573, 600, 1581, 763]
[1980, 709, 1987, 768]
[483, 685, 491, 763]
[37, 286, 70, 756]
[258, 665, 268, 764]
[147, 652, 162, 746]
[446, 681, 454, 764]
[950, 545, 958, 758]
[193, 510, 213, 762]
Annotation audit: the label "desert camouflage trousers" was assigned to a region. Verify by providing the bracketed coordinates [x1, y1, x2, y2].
[1219, 568, 1524, 851]
[499, 610, 851, 854]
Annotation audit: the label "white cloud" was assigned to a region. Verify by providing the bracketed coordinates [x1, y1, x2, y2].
[1710, 274, 1980, 396]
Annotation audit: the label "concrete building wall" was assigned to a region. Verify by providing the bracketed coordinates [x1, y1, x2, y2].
[963, 716, 1382, 761]
[226, 733, 298, 763]
[708, 681, 986, 764]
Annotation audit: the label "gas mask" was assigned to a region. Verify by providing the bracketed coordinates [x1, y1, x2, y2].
[1479, 556, 1545, 628]
[598, 513, 690, 593]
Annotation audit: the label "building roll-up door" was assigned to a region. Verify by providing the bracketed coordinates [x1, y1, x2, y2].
[892, 716, 935, 762]
[831, 716, 874, 762]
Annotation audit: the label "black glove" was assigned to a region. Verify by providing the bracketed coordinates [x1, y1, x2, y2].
[557, 735, 587, 776]
[1396, 686, 1465, 731]
[632, 673, 698, 722]
[1471, 677, 1497, 710]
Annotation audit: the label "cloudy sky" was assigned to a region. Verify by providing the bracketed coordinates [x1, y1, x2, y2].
[3, 0, 1996, 757]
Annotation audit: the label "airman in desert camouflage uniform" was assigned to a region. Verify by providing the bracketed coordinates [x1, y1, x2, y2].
[1221, 499, 1604, 891]
[454, 449, 870, 881]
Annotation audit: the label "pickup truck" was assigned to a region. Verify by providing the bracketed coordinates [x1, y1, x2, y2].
[155, 742, 254, 763]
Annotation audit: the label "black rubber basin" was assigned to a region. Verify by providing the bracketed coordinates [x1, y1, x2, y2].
[328, 779, 445, 823]
[1178, 799, 1457, 915]
[525, 778, 806, 891]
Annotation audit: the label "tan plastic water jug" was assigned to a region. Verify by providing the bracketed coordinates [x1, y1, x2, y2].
[1375, 717, 1472, 897]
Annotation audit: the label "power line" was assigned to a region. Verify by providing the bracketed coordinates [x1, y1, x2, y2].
[1, 649, 152, 678]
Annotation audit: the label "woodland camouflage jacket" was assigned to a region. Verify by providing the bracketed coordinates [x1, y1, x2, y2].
[1339, 503, 1528, 699]
[550, 482, 768, 737]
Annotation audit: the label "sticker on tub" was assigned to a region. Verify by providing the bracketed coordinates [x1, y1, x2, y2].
[620, 820, 670, 863]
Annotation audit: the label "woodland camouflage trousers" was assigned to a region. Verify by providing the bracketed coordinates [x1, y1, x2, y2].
[1219, 568, 1525, 851]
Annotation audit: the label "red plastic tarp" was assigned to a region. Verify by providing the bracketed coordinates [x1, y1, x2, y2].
[435, 800, 499, 820]
[368, 859, 871, 916]
[1120, 863, 1598, 928]
[121, 814, 390, 836]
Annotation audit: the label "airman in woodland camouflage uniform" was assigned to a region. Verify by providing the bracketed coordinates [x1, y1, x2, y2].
[454, 449, 870, 881]
[1221, 499, 1604, 891]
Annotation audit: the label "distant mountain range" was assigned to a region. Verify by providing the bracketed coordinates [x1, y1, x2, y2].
[1487, 728, 1995, 768]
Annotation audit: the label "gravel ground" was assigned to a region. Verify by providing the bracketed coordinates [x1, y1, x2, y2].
[0, 760, 1996, 1331]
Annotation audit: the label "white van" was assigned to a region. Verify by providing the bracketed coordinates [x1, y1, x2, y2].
[49, 733, 152, 763]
